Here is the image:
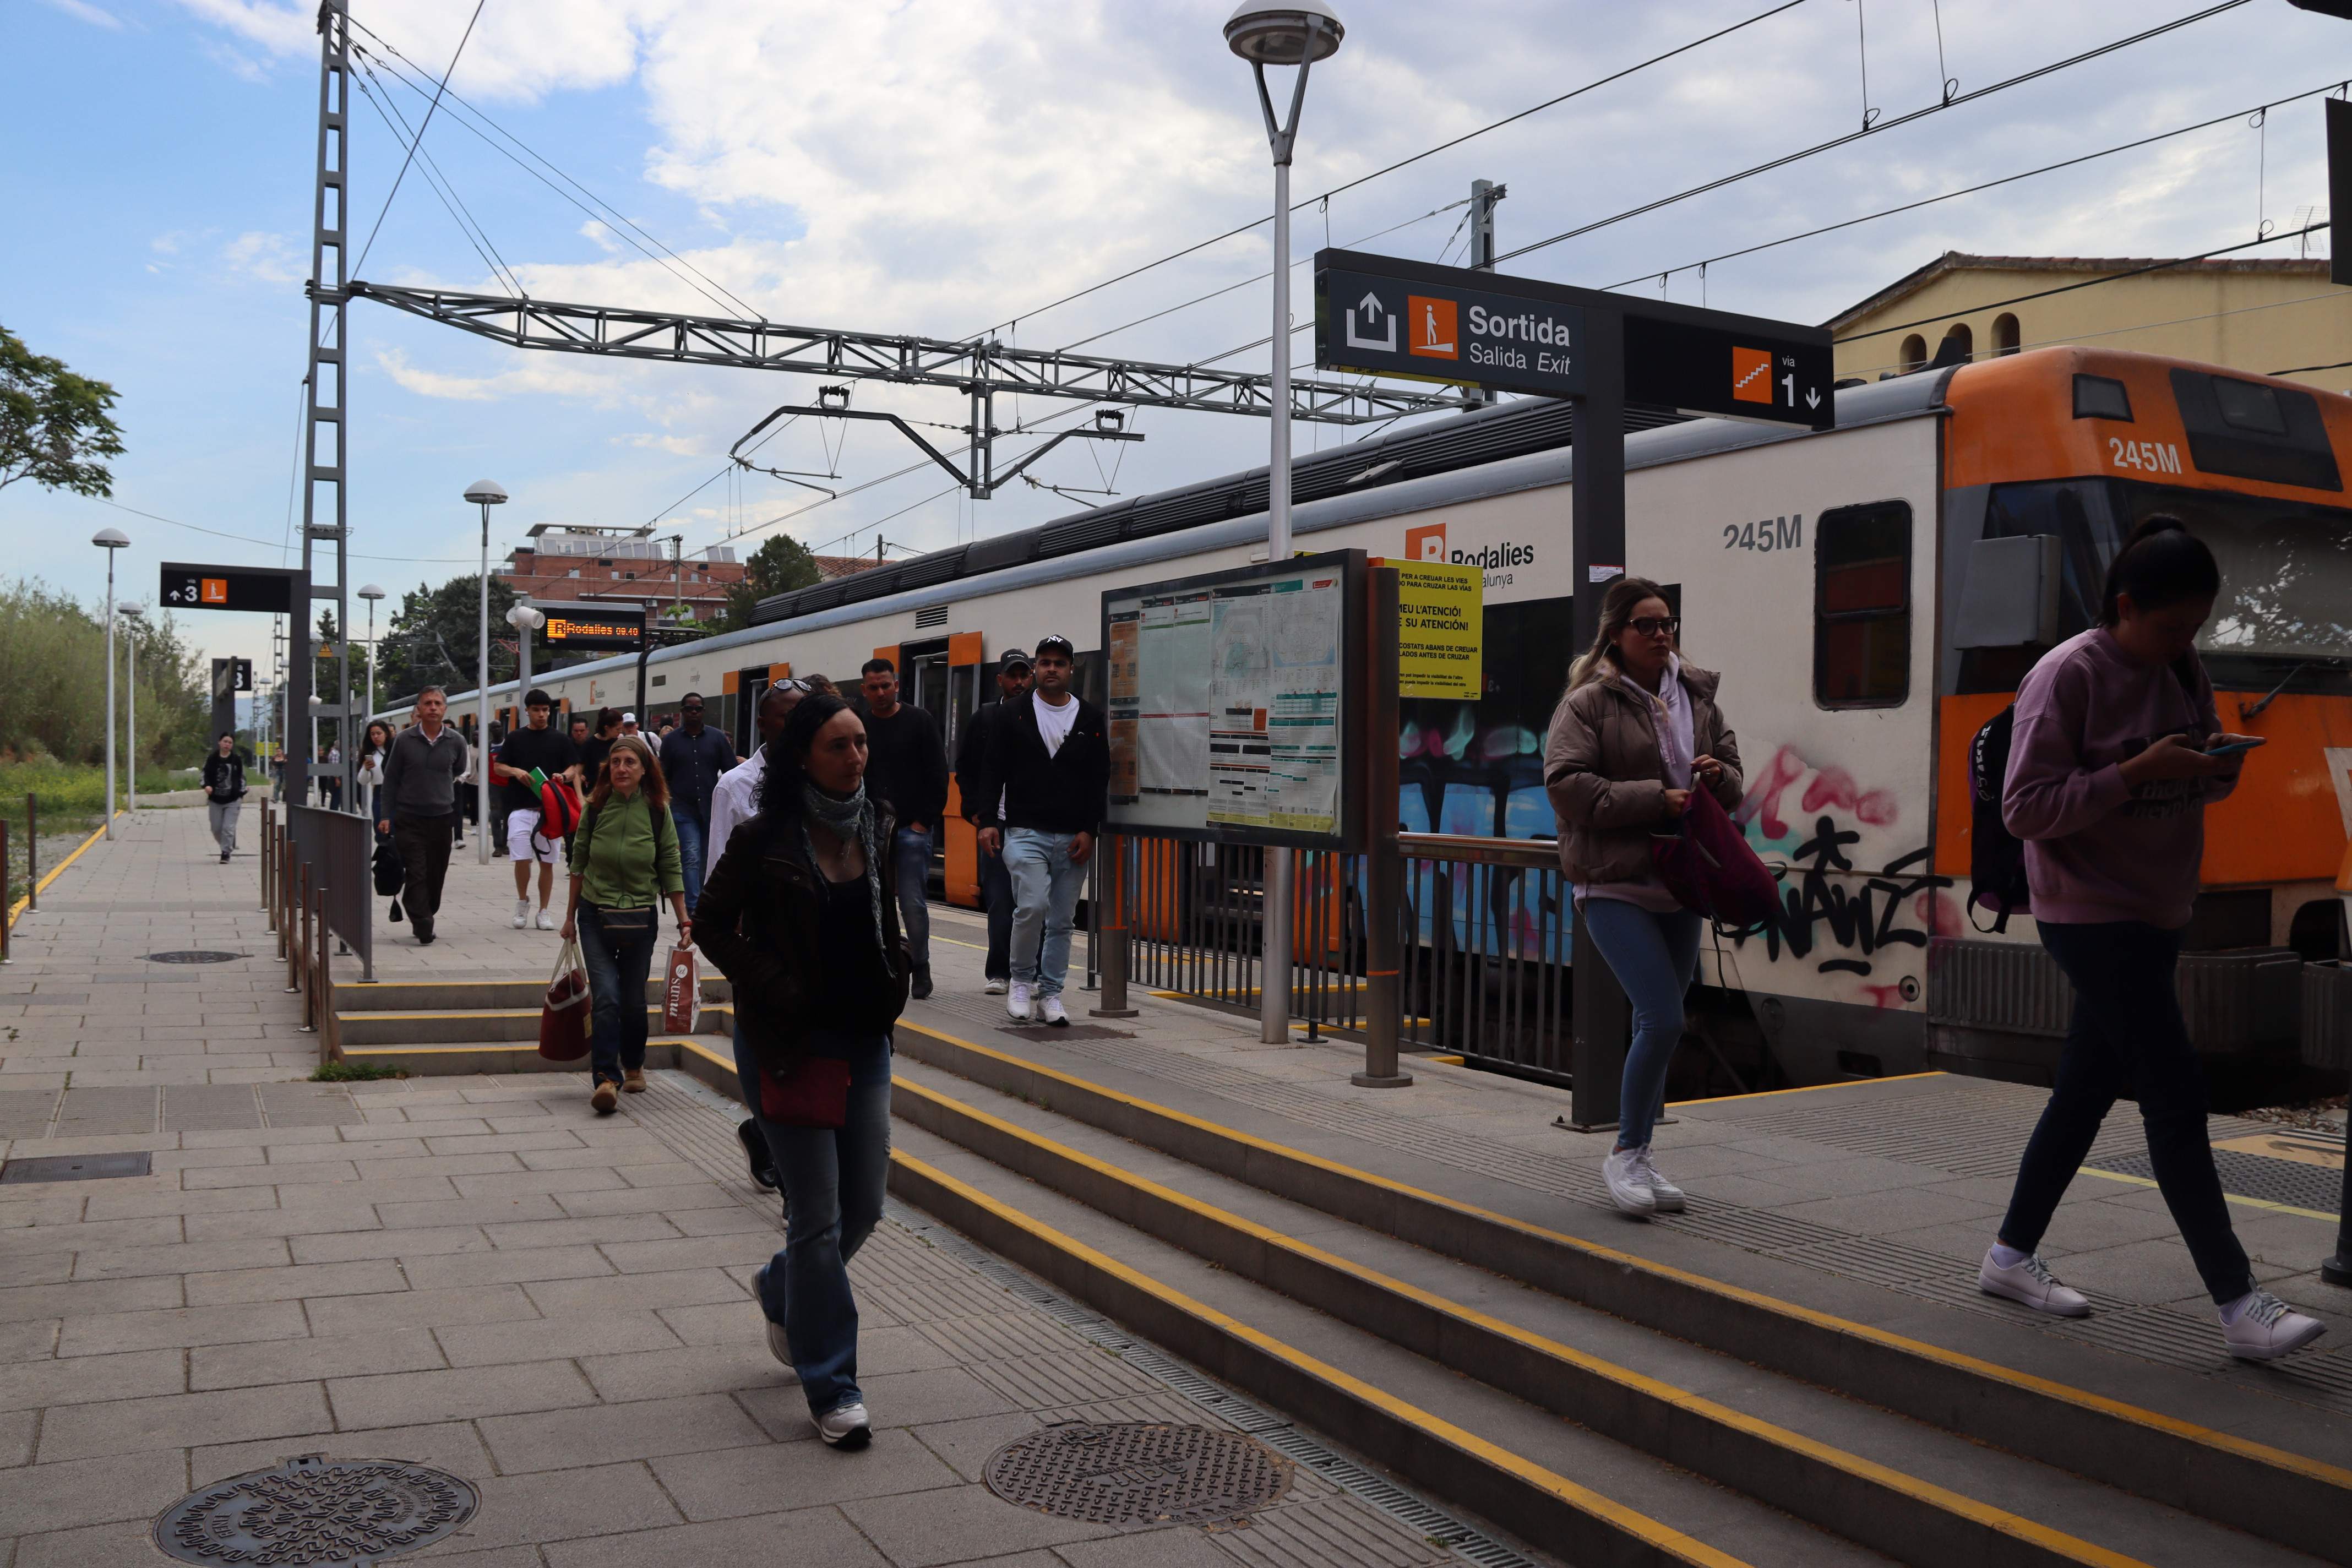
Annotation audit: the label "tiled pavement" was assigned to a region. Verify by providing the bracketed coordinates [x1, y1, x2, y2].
[0, 802, 1495, 1567]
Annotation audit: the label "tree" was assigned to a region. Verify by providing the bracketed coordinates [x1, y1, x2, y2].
[0, 325, 126, 498]
[373, 574, 520, 703]
[719, 533, 821, 631]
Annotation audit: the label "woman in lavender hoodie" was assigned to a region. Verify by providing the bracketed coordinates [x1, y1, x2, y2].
[1982, 516, 2324, 1361]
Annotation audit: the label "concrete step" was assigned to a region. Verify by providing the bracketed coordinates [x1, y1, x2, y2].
[336, 974, 732, 1012]
[337, 1001, 733, 1046]
[890, 1017, 2352, 1568]
[337, 1032, 741, 1082]
[890, 1055, 2327, 1568]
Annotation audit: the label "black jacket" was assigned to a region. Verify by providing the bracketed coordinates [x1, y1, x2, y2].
[201, 753, 247, 802]
[954, 700, 1012, 826]
[859, 703, 949, 831]
[694, 804, 910, 1076]
[976, 691, 1109, 836]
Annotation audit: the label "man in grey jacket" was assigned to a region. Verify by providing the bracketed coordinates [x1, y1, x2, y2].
[378, 687, 468, 945]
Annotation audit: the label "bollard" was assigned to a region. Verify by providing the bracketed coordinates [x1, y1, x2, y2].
[1091, 835, 1140, 1019]
[299, 883, 320, 1033]
[260, 807, 273, 916]
[288, 864, 307, 994]
[2327, 1064, 2351, 1290]
[1353, 565, 1411, 1088]
[23, 792, 34, 913]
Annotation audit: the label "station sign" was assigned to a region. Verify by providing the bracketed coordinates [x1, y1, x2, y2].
[160, 563, 302, 614]
[211, 657, 253, 698]
[541, 606, 649, 652]
[1314, 248, 1833, 430]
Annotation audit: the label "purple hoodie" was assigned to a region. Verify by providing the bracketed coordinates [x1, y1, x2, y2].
[2001, 627, 2238, 929]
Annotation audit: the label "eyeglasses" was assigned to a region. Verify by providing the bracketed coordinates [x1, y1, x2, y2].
[1627, 616, 1680, 638]
[681, 703, 705, 714]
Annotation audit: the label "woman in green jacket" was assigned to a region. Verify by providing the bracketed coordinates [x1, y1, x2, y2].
[560, 736, 689, 1113]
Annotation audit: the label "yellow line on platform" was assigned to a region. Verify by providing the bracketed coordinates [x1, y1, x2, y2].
[6, 814, 116, 930]
[1668, 1070, 1947, 1107]
[2079, 1166, 2340, 1223]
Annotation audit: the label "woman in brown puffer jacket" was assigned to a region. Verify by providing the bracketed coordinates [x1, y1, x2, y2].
[1543, 576, 1744, 1217]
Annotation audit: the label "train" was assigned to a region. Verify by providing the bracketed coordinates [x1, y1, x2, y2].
[382, 345, 2352, 1092]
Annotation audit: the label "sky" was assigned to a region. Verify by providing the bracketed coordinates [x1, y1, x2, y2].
[2, 0, 2342, 682]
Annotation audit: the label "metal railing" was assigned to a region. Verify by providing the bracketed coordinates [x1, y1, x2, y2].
[1097, 829, 1574, 1084]
[270, 803, 374, 983]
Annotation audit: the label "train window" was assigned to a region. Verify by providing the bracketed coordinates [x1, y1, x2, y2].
[2213, 377, 2287, 435]
[1814, 501, 1912, 709]
[2072, 375, 2132, 421]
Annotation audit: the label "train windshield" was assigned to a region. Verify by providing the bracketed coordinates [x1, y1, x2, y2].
[1981, 477, 2352, 669]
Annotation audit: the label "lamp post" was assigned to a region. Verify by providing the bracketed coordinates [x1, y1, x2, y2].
[1226, 0, 1343, 1045]
[465, 481, 508, 864]
[357, 584, 385, 725]
[91, 528, 130, 838]
[506, 600, 546, 712]
[117, 603, 145, 814]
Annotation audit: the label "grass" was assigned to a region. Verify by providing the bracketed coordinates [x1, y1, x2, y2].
[2, 759, 201, 911]
[310, 1059, 406, 1082]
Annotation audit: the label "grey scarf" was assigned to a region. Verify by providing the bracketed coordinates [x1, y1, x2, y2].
[800, 781, 889, 965]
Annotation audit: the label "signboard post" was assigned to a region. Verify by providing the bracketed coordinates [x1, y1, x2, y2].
[1315, 249, 1833, 1131]
[165, 564, 308, 801]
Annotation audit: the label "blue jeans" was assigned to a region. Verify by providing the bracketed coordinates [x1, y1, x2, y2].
[893, 826, 933, 971]
[674, 812, 708, 914]
[1005, 828, 1088, 998]
[749, 1031, 892, 1417]
[1577, 898, 1702, 1150]
[578, 903, 656, 1087]
[978, 838, 1013, 981]
[1999, 920, 2253, 1305]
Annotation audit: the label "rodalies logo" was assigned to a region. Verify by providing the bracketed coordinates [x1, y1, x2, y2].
[1403, 522, 1536, 587]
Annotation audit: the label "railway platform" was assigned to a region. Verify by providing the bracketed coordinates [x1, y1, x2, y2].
[6, 806, 2352, 1565]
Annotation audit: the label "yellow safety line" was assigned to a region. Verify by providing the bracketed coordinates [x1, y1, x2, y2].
[5, 814, 116, 929]
[1668, 1069, 1947, 1107]
[896, 1076, 2142, 1567]
[342, 1005, 734, 1020]
[890, 1148, 1754, 1568]
[2079, 1167, 2342, 1223]
[895, 1019, 2352, 1494]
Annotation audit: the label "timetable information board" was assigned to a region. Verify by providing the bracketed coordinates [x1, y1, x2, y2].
[1104, 551, 1364, 850]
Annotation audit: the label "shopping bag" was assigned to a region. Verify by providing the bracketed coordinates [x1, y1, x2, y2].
[760, 1054, 851, 1128]
[539, 938, 592, 1061]
[1650, 785, 1783, 931]
[660, 943, 700, 1035]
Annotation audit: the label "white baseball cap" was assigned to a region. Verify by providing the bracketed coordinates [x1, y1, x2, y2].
[622, 712, 638, 723]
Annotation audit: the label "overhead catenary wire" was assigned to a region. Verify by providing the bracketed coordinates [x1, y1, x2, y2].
[1849, 286, 2352, 379]
[94, 496, 481, 565]
[1491, 0, 2253, 266]
[351, 67, 522, 296]
[1605, 79, 2351, 294]
[348, 0, 487, 283]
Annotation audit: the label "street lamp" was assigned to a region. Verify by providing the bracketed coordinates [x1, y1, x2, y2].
[465, 481, 508, 864]
[91, 527, 130, 838]
[357, 584, 385, 727]
[117, 603, 145, 814]
[506, 601, 546, 725]
[1226, 0, 1343, 1044]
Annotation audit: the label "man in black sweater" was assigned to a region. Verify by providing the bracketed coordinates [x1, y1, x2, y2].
[953, 647, 1033, 994]
[971, 635, 1108, 1026]
[858, 657, 949, 999]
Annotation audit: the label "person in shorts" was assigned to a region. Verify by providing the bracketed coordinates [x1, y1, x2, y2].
[495, 689, 579, 930]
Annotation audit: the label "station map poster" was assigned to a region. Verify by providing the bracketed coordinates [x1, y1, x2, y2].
[1104, 550, 1364, 850]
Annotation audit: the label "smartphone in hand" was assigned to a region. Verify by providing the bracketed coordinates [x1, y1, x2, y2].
[2203, 739, 2262, 758]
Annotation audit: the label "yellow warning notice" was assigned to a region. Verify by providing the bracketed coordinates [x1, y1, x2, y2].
[1393, 560, 1482, 699]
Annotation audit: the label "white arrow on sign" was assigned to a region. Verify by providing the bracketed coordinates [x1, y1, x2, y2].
[1345, 288, 1398, 353]
[1804, 388, 1820, 410]
[1359, 292, 1383, 319]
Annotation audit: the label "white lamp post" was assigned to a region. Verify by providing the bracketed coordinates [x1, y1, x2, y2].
[357, 584, 385, 725]
[91, 527, 130, 838]
[465, 481, 508, 864]
[1226, 0, 1343, 1044]
[117, 603, 145, 814]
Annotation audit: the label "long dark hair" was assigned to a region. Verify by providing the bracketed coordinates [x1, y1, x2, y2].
[362, 720, 394, 758]
[2100, 515, 2218, 626]
[755, 693, 857, 820]
[1565, 575, 1676, 693]
[586, 734, 669, 814]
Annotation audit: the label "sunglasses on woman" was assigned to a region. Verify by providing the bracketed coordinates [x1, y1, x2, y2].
[1629, 616, 1680, 637]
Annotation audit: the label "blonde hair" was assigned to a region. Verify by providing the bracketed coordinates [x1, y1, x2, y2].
[1564, 576, 1676, 693]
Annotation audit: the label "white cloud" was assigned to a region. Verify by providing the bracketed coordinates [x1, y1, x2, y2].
[40, 0, 123, 30]
[221, 231, 303, 284]
[168, 0, 309, 57]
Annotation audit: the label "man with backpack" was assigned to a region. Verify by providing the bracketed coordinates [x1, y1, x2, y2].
[496, 689, 580, 930]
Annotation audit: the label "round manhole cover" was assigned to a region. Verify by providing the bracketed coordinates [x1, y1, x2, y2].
[984, 1423, 1289, 1528]
[153, 1454, 478, 1565]
[147, 950, 244, 965]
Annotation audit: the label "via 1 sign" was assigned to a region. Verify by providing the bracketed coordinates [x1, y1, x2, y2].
[1313, 248, 1833, 431]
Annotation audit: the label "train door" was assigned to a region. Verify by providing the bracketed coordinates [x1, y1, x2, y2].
[943, 633, 986, 907]
[731, 664, 771, 756]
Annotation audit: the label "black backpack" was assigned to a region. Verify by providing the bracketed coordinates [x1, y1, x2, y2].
[1966, 706, 2032, 933]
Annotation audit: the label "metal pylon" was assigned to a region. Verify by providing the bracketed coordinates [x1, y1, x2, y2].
[297, 0, 351, 808]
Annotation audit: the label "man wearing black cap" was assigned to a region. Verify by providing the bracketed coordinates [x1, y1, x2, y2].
[972, 634, 1107, 1026]
[954, 648, 1035, 994]
[494, 689, 579, 930]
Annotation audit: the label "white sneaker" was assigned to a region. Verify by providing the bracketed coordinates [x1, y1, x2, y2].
[1601, 1147, 1656, 1216]
[753, 1268, 801, 1382]
[2221, 1291, 2328, 1361]
[1039, 995, 1069, 1027]
[535, 906, 557, 930]
[1007, 982, 1032, 1023]
[1632, 1148, 1684, 1212]
[983, 977, 1008, 996]
[511, 899, 530, 929]
[1977, 1248, 2092, 1317]
[815, 1401, 871, 1449]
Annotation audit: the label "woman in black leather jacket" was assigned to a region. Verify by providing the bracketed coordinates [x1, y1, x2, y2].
[694, 692, 907, 1451]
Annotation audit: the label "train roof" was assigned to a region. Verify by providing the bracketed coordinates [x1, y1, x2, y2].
[386, 368, 1954, 713]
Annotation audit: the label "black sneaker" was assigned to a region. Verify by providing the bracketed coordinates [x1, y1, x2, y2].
[911, 963, 933, 1000]
[738, 1118, 778, 1189]
[416, 930, 436, 945]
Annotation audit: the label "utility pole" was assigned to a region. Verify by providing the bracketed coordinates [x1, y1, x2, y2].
[297, 0, 351, 814]
[1466, 178, 1507, 408]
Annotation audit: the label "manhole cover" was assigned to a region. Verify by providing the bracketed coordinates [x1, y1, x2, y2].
[984, 1423, 1288, 1528]
[153, 1455, 478, 1565]
[148, 950, 245, 964]
[1, 1152, 152, 1184]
